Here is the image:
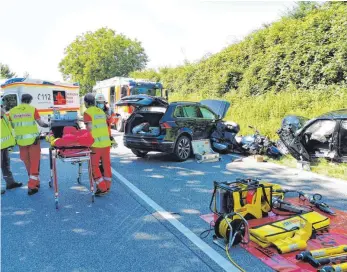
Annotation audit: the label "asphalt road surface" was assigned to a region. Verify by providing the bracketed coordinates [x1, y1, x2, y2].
[1, 131, 346, 272]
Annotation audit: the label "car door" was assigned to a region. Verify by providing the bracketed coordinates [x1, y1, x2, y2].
[279, 124, 311, 161]
[173, 105, 202, 140]
[339, 120, 347, 158]
[199, 106, 217, 139]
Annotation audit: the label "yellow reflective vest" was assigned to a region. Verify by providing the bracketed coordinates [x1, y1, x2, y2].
[0, 113, 16, 150]
[9, 104, 39, 146]
[85, 106, 111, 148]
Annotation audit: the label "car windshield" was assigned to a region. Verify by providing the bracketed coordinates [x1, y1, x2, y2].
[130, 87, 159, 97]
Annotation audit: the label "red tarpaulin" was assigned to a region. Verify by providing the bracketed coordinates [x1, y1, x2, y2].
[200, 198, 347, 272]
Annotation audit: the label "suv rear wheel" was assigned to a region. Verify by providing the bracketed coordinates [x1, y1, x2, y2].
[174, 135, 192, 161]
[131, 149, 148, 158]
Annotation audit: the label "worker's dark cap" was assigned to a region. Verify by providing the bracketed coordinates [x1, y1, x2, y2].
[21, 93, 33, 103]
[84, 93, 95, 105]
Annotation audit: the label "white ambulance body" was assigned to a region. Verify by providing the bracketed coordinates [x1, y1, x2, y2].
[1, 78, 80, 133]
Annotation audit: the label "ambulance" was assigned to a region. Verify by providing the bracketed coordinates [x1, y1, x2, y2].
[1, 78, 80, 133]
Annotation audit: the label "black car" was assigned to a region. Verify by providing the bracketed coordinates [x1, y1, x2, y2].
[277, 109, 347, 162]
[115, 95, 229, 161]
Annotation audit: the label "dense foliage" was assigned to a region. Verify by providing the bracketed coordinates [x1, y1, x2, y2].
[130, 2, 347, 137]
[0, 63, 16, 79]
[59, 28, 148, 94]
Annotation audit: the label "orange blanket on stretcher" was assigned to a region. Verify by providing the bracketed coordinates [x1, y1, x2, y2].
[48, 126, 94, 148]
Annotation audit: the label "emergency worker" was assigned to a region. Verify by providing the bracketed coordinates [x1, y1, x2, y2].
[8, 94, 49, 195]
[95, 94, 117, 175]
[83, 93, 112, 196]
[1, 99, 22, 194]
[95, 93, 112, 135]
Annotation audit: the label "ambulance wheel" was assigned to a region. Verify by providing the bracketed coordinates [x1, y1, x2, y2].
[131, 149, 148, 158]
[116, 117, 124, 132]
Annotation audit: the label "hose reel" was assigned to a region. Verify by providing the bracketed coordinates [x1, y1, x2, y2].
[213, 212, 250, 247]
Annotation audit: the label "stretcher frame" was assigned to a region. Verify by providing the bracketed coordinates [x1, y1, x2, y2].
[48, 146, 95, 209]
[48, 107, 95, 209]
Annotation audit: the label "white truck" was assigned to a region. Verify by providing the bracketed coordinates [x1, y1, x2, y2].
[1, 78, 80, 133]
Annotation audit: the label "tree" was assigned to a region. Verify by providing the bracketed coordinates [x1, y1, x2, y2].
[59, 27, 148, 94]
[284, 1, 320, 19]
[0, 63, 17, 79]
[23, 71, 30, 78]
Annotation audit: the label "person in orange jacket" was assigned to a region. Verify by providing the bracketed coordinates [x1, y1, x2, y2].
[83, 93, 112, 196]
[95, 94, 117, 176]
[8, 94, 49, 195]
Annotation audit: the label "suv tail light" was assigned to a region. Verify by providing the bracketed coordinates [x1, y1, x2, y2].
[160, 122, 171, 134]
[160, 122, 171, 129]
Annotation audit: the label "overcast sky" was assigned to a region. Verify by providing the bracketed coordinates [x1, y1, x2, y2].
[0, 0, 296, 81]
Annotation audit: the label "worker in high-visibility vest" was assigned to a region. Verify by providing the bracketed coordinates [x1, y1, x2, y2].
[1, 99, 23, 194]
[95, 93, 117, 176]
[83, 93, 112, 196]
[9, 94, 49, 195]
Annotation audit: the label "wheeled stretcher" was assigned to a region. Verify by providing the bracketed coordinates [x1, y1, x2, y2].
[47, 108, 95, 209]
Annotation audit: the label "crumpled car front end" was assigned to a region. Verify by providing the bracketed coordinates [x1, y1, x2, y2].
[277, 115, 310, 161]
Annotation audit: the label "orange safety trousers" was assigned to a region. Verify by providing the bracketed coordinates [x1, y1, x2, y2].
[91, 147, 111, 192]
[19, 142, 41, 189]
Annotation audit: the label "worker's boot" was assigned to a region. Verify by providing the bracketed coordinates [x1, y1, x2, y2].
[104, 177, 112, 191]
[6, 182, 23, 190]
[28, 178, 39, 196]
[95, 180, 108, 196]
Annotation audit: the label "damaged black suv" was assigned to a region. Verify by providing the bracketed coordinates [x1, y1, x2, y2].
[277, 109, 347, 162]
[116, 95, 229, 161]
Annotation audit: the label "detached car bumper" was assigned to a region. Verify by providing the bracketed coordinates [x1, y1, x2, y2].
[124, 136, 175, 153]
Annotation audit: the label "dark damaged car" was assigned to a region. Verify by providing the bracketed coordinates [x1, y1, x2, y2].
[115, 95, 229, 161]
[277, 109, 347, 162]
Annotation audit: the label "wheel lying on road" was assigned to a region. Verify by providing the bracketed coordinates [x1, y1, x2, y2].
[131, 149, 149, 158]
[173, 135, 192, 162]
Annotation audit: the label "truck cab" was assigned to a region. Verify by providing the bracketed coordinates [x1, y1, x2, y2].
[93, 77, 166, 132]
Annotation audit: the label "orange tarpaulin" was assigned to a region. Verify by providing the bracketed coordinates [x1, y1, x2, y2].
[200, 198, 347, 272]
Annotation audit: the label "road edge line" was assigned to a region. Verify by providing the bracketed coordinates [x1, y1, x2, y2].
[111, 167, 239, 272]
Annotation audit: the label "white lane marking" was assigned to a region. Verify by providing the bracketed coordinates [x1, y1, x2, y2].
[111, 167, 239, 272]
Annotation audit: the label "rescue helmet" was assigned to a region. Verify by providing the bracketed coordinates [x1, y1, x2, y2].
[21, 93, 33, 104]
[95, 93, 106, 103]
[84, 93, 95, 106]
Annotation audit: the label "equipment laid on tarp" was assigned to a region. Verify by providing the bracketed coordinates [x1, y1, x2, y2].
[249, 211, 330, 251]
[296, 245, 347, 269]
[319, 262, 347, 272]
[192, 139, 220, 163]
[46, 107, 95, 209]
[210, 179, 283, 220]
[272, 189, 336, 216]
[201, 177, 345, 271]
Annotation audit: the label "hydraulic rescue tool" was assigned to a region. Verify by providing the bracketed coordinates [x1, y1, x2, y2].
[274, 189, 335, 215]
[272, 196, 312, 214]
[318, 262, 347, 272]
[296, 245, 347, 268]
